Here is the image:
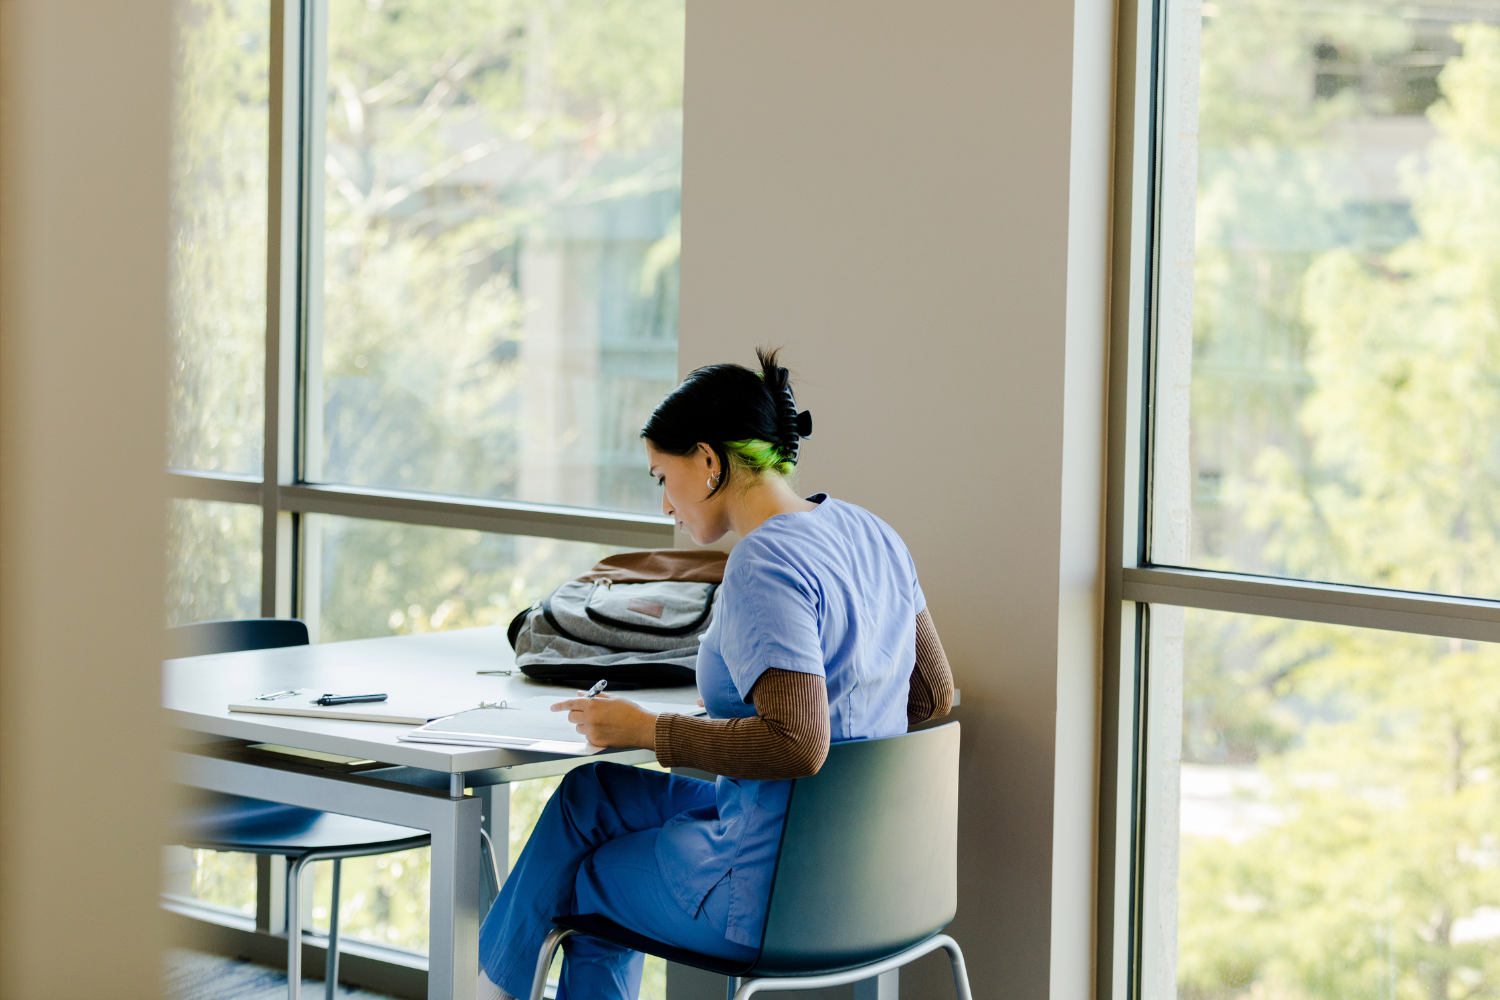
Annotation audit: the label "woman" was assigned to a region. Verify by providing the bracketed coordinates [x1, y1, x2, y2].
[477, 349, 953, 1000]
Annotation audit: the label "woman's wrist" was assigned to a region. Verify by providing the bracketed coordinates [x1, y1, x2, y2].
[637, 708, 659, 751]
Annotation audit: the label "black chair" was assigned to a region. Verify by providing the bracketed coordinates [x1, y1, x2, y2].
[528, 722, 972, 1000]
[168, 618, 431, 1000]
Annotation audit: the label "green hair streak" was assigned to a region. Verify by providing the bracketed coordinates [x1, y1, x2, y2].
[724, 439, 795, 477]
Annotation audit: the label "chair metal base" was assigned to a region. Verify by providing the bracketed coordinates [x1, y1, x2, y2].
[527, 927, 973, 1000]
[285, 835, 431, 1000]
[730, 935, 972, 1000]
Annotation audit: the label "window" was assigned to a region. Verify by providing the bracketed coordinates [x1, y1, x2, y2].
[166, 0, 683, 973]
[169, 0, 270, 479]
[308, 0, 683, 515]
[1148, 0, 1500, 597]
[165, 0, 680, 631]
[1161, 609, 1500, 997]
[166, 500, 262, 625]
[308, 516, 621, 642]
[1116, 1, 1500, 997]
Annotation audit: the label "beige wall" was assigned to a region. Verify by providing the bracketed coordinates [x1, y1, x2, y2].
[679, 1, 1112, 997]
[0, 1, 171, 997]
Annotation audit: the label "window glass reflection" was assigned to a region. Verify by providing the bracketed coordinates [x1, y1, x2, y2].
[310, 0, 684, 515]
[1152, 606, 1500, 997]
[1151, 1, 1500, 597]
[168, 0, 269, 476]
[166, 499, 261, 626]
[310, 515, 621, 642]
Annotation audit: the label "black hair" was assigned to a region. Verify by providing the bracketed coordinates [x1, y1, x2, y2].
[641, 347, 813, 498]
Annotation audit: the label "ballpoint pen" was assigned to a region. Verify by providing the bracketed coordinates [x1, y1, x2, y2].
[314, 693, 389, 706]
[582, 679, 608, 699]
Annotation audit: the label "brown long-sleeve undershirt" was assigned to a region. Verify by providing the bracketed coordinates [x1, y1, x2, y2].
[653, 609, 954, 781]
[907, 608, 955, 725]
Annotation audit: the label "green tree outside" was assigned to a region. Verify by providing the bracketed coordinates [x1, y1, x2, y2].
[1179, 17, 1500, 1000]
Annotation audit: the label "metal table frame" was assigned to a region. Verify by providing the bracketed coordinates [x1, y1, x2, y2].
[172, 741, 657, 1000]
[164, 627, 670, 1000]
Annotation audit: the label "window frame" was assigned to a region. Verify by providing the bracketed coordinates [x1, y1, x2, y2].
[165, 0, 676, 624]
[1100, 0, 1500, 997]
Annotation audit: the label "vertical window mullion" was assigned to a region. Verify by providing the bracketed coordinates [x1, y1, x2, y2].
[1104, 0, 1167, 993]
[298, 0, 328, 489]
[290, 0, 329, 632]
[262, 0, 304, 618]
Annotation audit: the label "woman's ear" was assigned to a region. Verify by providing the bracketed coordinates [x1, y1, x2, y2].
[697, 442, 719, 477]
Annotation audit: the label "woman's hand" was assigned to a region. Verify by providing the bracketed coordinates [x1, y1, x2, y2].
[551, 693, 658, 750]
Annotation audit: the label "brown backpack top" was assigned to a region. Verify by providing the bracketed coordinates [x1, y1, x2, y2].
[576, 548, 728, 585]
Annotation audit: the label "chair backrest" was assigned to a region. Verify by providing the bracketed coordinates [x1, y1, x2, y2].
[755, 721, 960, 974]
[167, 618, 309, 658]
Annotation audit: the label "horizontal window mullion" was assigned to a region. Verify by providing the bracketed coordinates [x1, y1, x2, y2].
[1123, 565, 1500, 644]
[166, 469, 264, 506]
[278, 483, 674, 549]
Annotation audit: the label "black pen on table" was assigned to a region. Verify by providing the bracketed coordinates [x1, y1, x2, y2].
[314, 693, 388, 706]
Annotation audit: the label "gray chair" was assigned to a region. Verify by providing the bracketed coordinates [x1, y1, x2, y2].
[169, 618, 431, 1000]
[529, 722, 972, 1000]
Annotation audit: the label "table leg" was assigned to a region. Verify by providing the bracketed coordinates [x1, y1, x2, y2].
[428, 793, 483, 1000]
[853, 969, 899, 1000]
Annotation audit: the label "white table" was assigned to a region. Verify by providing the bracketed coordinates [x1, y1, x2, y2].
[164, 626, 701, 1000]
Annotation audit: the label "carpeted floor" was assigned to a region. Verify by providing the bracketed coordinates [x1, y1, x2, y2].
[165, 948, 399, 1000]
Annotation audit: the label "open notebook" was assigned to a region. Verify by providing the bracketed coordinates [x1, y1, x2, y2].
[399, 696, 707, 755]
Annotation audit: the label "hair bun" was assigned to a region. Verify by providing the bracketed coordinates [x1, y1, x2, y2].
[772, 369, 803, 461]
[756, 348, 810, 465]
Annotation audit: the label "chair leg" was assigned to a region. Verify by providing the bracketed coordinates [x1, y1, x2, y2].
[733, 934, 966, 1000]
[325, 858, 342, 1000]
[286, 855, 311, 1000]
[725, 976, 739, 1000]
[939, 937, 974, 1000]
[480, 828, 503, 917]
[529, 926, 575, 1000]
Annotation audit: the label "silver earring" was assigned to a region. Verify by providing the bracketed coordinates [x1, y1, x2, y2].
[707, 473, 720, 490]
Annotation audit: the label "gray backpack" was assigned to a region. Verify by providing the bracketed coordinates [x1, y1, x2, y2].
[507, 550, 725, 688]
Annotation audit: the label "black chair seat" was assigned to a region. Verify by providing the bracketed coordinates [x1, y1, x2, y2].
[180, 794, 428, 855]
[553, 914, 756, 977]
[180, 792, 323, 838]
[167, 618, 310, 658]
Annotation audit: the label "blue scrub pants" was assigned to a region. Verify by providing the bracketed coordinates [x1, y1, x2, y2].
[478, 762, 759, 1000]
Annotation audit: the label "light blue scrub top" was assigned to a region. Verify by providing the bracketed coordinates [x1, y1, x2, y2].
[654, 495, 926, 947]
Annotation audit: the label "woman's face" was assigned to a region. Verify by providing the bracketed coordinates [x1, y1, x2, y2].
[646, 441, 730, 545]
